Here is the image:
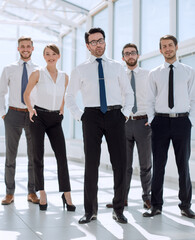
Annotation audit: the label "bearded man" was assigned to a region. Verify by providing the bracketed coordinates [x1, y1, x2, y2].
[0, 36, 39, 205]
[106, 43, 152, 210]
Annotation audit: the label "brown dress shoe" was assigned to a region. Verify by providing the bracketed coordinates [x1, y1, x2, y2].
[143, 199, 151, 209]
[106, 200, 128, 208]
[27, 193, 39, 204]
[1, 194, 14, 205]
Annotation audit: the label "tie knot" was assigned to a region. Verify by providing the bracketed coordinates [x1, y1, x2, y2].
[23, 62, 27, 66]
[169, 64, 173, 69]
[96, 58, 102, 63]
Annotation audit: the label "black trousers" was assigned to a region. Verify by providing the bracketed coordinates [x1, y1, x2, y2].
[151, 116, 192, 210]
[82, 108, 127, 214]
[30, 106, 71, 192]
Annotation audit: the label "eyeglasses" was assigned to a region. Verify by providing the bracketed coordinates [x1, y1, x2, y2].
[89, 38, 105, 46]
[123, 51, 138, 57]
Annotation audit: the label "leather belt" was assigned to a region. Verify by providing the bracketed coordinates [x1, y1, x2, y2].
[85, 105, 122, 111]
[155, 112, 189, 118]
[129, 114, 147, 120]
[9, 106, 28, 112]
[34, 105, 60, 113]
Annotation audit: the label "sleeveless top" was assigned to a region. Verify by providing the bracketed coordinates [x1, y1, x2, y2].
[35, 67, 66, 110]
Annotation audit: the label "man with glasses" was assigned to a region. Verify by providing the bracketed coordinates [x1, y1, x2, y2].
[106, 43, 152, 210]
[66, 28, 133, 224]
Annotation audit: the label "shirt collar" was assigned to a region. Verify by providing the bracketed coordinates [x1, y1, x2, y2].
[164, 60, 178, 69]
[19, 59, 32, 66]
[89, 54, 107, 63]
[126, 65, 139, 75]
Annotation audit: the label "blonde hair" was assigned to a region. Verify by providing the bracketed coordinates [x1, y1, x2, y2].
[18, 36, 33, 46]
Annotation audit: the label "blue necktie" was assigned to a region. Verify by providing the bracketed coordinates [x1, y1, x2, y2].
[96, 58, 107, 113]
[21, 62, 28, 104]
[131, 70, 137, 113]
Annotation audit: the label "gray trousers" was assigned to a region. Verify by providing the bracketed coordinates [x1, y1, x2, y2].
[125, 118, 152, 202]
[4, 109, 35, 195]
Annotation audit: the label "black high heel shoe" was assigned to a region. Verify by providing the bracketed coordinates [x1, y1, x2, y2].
[61, 193, 76, 212]
[39, 202, 47, 211]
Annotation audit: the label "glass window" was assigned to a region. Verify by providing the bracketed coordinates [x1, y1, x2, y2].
[0, 23, 17, 38]
[0, 40, 17, 74]
[140, 0, 169, 55]
[74, 24, 87, 139]
[180, 54, 195, 69]
[92, 8, 108, 55]
[32, 42, 49, 67]
[140, 55, 164, 70]
[0, 40, 17, 136]
[180, 54, 195, 140]
[76, 23, 87, 65]
[64, 0, 102, 10]
[113, 0, 133, 62]
[19, 26, 58, 42]
[177, 0, 195, 41]
[62, 33, 72, 77]
[62, 33, 73, 138]
[93, 8, 108, 35]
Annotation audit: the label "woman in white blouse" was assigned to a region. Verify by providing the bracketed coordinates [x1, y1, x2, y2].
[24, 44, 75, 211]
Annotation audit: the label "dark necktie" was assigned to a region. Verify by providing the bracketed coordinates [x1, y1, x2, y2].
[96, 58, 107, 113]
[168, 64, 174, 109]
[21, 62, 28, 104]
[131, 70, 137, 113]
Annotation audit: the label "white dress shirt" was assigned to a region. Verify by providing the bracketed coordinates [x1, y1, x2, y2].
[147, 60, 195, 124]
[65, 54, 133, 121]
[35, 67, 66, 111]
[0, 59, 38, 117]
[127, 66, 149, 117]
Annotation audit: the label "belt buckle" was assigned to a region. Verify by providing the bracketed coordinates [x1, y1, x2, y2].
[169, 113, 178, 118]
[131, 116, 135, 120]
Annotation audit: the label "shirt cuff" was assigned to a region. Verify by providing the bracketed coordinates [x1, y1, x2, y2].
[121, 108, 130, 119]
[189, 115, 194, 126]
[75, 110, 84, 121]
[0, 109, 6, 118]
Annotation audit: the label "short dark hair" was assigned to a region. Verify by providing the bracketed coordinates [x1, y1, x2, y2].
[18, 36, 33, 46]
[43, 44, 60, 55]
[159, 35, 178, 49]
[85, 27, 105, 44]
[122, 43, 138, 57]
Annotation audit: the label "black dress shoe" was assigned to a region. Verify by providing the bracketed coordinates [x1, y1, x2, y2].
[143, 207, 161, 217]
[106, 200, 128, 208]
[181, 208, 195, 219]
[112, 210, 128, 224]
[78, 213, 97, 224]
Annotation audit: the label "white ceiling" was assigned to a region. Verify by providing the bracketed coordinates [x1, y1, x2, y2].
[0, 0, 104, 37]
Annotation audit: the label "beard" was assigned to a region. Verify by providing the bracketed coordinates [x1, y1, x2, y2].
[20, 52, 32, 60]
[125, 58, 137, 67]
[164, 52, 176, 61]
